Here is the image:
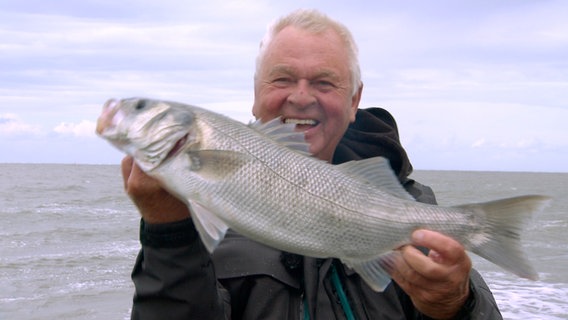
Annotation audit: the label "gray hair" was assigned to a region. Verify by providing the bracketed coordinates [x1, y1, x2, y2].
[255, 9, 362, 96]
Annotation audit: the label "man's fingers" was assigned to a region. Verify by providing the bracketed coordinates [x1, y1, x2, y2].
[400, 245, 445, 280]
[411, 230, 465, 265]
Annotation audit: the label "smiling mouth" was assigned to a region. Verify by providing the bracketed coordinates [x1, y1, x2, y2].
[283, 118, 319, 126]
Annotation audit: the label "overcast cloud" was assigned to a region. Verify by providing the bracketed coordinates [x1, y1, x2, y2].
[1, 0, 567, 172]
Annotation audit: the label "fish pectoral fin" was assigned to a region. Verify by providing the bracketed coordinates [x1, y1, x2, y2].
[336, 157, 415, 201]
[189, 202, 229, 253]
[249, 118, 311, 156]
[186, 150, 252, 180]
[346, 251, 402, 292]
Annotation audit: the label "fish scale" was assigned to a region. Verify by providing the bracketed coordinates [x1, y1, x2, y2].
[97, 97, 551, 291]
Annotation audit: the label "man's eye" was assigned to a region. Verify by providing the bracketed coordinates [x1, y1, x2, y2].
[313, 80, 335, 90]
[271, 78, 294, 87]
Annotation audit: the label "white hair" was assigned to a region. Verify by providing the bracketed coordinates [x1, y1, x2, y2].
[255, 9, 362, 96]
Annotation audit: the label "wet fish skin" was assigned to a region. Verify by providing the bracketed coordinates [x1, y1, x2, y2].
[96, 97, 551, 291]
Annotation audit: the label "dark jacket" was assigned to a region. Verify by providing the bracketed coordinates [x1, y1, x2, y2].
[130, 108, 503, 319]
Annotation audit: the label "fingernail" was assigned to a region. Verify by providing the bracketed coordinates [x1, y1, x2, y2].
[413, 230, 425, 241]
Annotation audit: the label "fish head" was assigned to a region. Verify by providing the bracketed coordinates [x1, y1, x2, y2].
[96, 98, 197, 171]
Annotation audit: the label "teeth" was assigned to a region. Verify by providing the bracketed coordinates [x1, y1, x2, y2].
[284, 118, 317, 125]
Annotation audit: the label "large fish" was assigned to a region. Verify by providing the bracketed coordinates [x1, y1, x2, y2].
[96, 97, 550, 291]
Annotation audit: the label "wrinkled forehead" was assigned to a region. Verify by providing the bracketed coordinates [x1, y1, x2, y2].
[258, 26, 350, 76]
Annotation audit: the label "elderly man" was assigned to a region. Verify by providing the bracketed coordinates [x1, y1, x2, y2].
[123, 9, 502, 320]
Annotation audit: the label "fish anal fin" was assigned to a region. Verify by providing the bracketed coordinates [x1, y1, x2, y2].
[249, 118, 311, 156]
[345, 251, 401, 292]
[337, 157, 414, 201]
[189, 202, 229, 253]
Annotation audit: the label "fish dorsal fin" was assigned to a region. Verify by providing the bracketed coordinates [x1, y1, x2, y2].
[337, 157, 415, 201]
[189, 201, 229, 253]
[249, 117, 311, 156]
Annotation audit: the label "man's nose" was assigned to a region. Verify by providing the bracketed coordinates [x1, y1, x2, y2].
[287, 79, 316, 108]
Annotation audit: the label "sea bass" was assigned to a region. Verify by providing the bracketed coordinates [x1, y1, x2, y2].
[96, 97, 550, 291]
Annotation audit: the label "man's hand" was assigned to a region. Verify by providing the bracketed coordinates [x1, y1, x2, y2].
[391, 229, 471, 319]
[121, 156, 190, 224]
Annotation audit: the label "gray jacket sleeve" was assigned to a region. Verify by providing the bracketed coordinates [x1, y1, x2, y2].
[457, 270, 503, 320]
[130, 218, 228, 320]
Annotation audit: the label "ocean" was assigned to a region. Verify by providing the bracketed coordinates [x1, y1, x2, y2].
[0, 164, 566, 319]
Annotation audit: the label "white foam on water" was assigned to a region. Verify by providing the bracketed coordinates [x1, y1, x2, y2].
[484, 272, 568, 320]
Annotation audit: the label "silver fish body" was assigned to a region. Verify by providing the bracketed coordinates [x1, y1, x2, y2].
[97, 97, 550, 291]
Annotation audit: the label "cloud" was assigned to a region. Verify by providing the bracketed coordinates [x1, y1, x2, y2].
[390, 101, 568, 172]
[53, 120, 97, 138]
[0, 1, 566, 171]
[0, 113, 43, 136]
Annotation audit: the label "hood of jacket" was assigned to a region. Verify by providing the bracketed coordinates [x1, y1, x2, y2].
[333, 107, 413, 182]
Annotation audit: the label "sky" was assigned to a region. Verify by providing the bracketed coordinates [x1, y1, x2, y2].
[1, 0, 567, 172]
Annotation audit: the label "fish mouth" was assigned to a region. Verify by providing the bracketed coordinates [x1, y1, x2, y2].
[96, 99, 122, 135]
[164, 133, 189, 162]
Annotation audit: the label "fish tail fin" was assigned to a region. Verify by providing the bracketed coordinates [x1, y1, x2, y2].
[345, 251, 402, 292]
[458, 195, 551, 280]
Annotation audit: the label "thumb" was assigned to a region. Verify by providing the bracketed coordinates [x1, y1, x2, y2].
[121, 156, 134, 189]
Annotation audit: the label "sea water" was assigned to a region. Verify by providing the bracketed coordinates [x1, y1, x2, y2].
[0, 164, 567, 319]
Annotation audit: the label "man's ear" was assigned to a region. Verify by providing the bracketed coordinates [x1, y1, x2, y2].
[350, 83, 363, 122]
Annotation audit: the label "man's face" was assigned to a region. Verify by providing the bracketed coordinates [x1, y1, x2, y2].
[253, 26, 361, 161]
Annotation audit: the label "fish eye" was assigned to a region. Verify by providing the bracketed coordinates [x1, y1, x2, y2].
[135, 100, 149, 110]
